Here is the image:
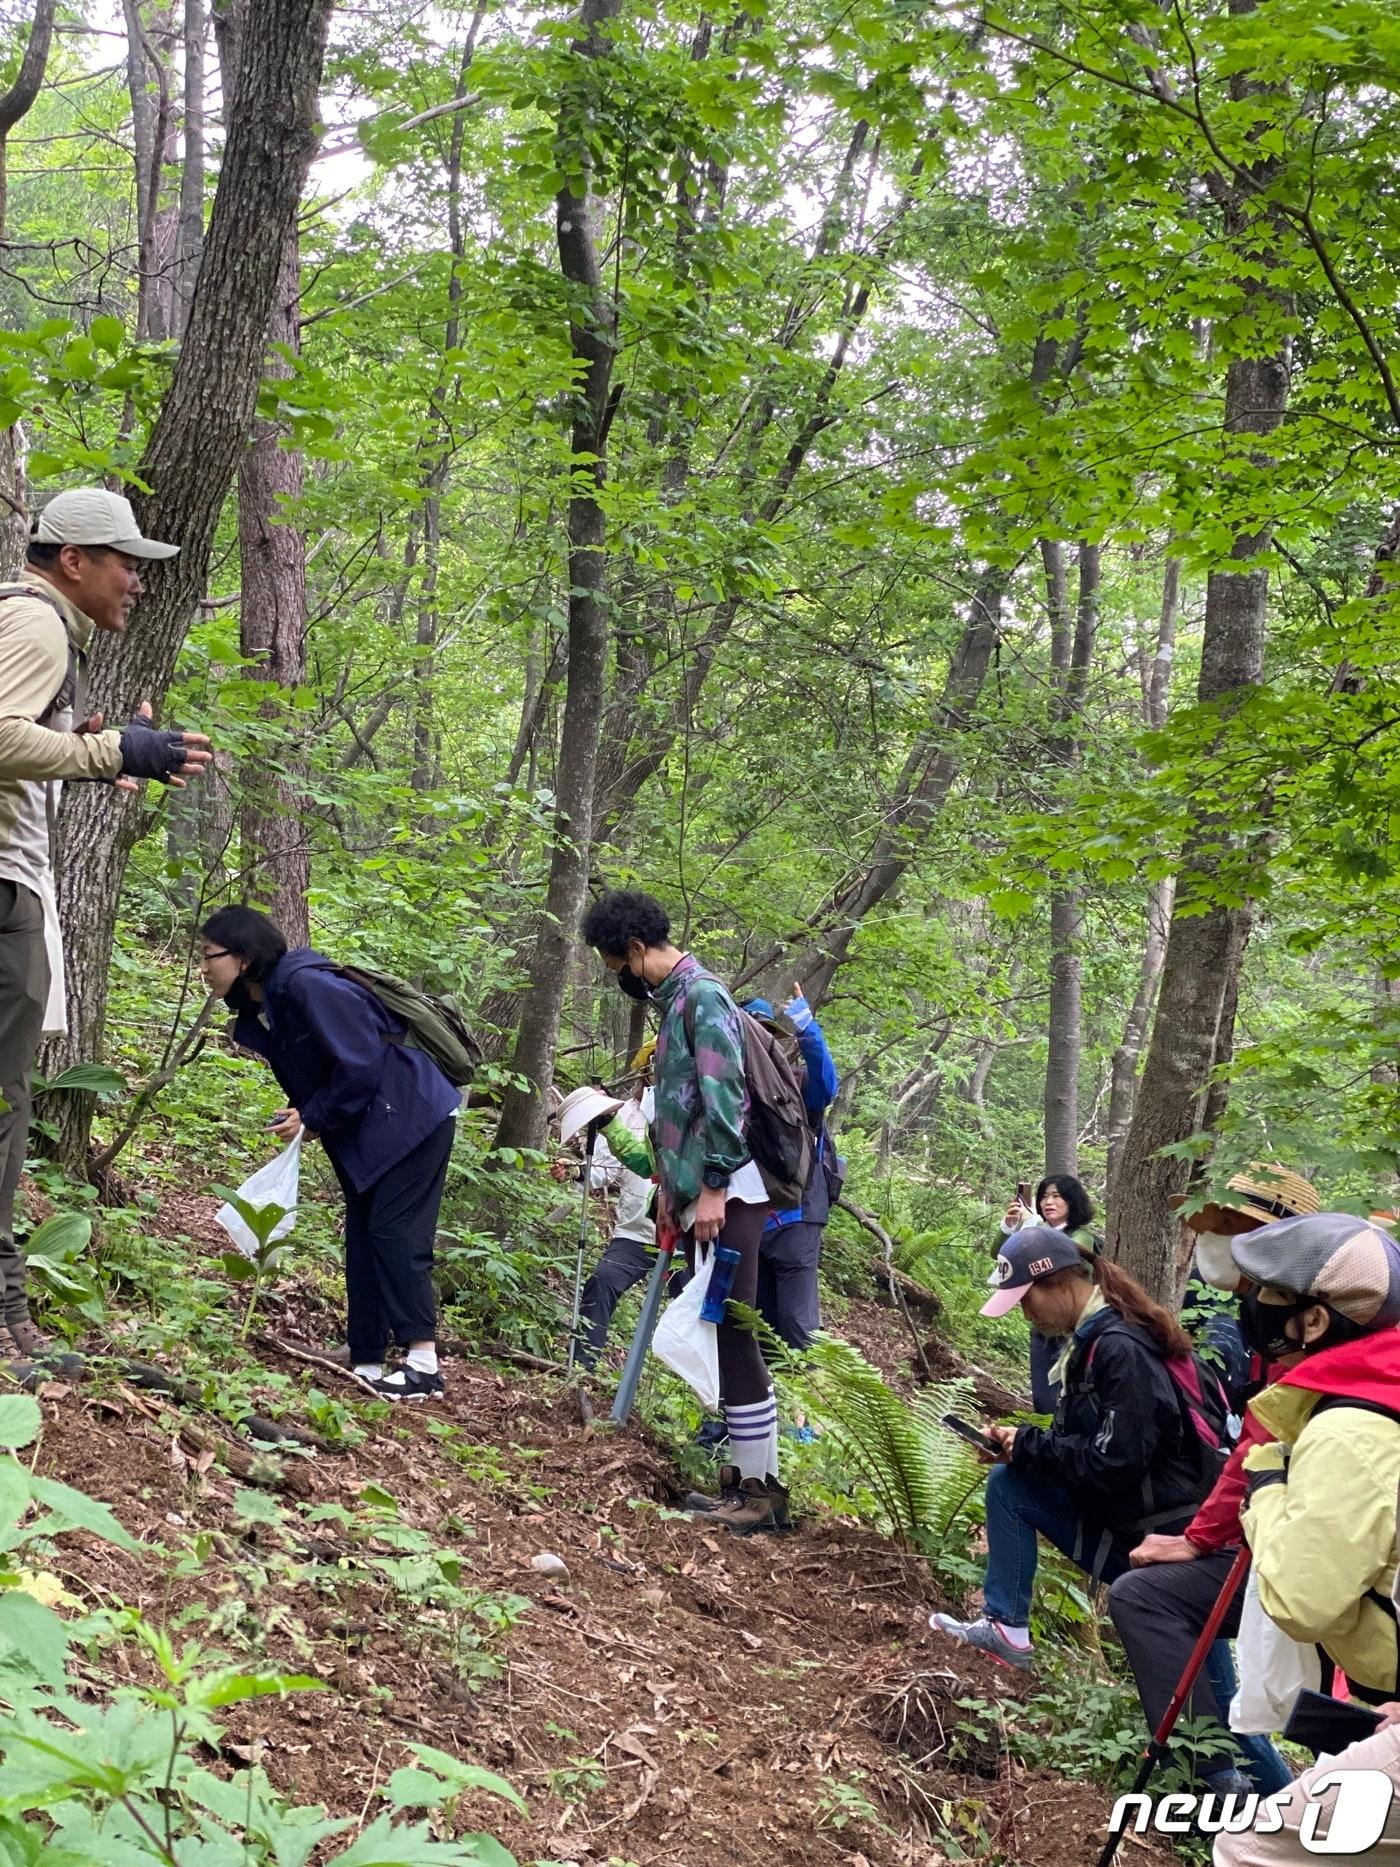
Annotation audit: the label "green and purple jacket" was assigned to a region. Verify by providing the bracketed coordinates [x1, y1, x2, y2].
[651, 954, 751, 1210]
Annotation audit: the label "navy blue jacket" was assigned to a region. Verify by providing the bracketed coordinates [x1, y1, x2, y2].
[232, 947, 460, 1195]
[768, 1016, 840, 1232]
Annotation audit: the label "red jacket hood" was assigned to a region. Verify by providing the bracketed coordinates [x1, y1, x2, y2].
[1275, 1324, 1400, 1407]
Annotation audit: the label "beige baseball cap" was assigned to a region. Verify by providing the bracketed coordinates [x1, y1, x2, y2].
[32, 489, 178, 560]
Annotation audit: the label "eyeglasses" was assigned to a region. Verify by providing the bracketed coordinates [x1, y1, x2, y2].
[199, 949, 232, 965]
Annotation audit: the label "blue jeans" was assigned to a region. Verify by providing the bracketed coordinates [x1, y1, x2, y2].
[1203, 1640, 1295, 1795]
[983, 1463, 1134, 1626]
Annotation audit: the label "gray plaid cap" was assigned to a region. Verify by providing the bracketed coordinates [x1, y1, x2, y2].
[1231, 1212, 1400, 1327]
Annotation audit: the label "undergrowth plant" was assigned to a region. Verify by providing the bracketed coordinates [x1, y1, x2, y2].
[0, 1397, 525, 1866]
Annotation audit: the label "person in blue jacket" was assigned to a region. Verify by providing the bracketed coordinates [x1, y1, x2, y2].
[740, 983, 840, 1351]
[199, 907, 460, 1403]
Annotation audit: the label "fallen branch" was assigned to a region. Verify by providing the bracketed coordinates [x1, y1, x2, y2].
[158, 1405, 309, 1495]
[836, 1196, 934, 1377]
[0, 1348, 335, 1452]
[254, 1332, 371, 1397]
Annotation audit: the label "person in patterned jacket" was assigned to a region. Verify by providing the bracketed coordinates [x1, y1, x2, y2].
[581, 890, 787, 1535]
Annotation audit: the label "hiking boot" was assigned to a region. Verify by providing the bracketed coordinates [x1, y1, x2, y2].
[928, 1612, 1033, 1671]
[364, 1367, 444, 1403]
[684, 1464, 743, 1513]
[6, 1317, 51, 1358]
[707, 1477, 777, 1536]
[763, 1475, 795, 1534]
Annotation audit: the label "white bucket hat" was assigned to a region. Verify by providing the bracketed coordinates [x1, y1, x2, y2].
[557, 1085, 622, 1147]
[32, 488, 178, 560]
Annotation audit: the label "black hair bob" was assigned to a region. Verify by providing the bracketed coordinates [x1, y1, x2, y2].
[1036, 1173, 1095, 1237]
[200, 906, 288, 983]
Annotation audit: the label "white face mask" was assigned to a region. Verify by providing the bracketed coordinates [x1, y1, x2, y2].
[1194, 1232, 1241, 1290]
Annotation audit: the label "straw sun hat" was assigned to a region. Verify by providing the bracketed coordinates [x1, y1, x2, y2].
[1171, 1161, 1320, 1235]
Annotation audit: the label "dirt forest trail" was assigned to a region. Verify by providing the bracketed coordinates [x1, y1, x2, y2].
[24, 1264, 1166, 1867]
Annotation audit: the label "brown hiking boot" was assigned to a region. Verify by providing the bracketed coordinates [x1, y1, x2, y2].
[764, 1476, 795, 1534]
[6, 1317, 51, 1358]
[684, 1464, 742, 1513]
[708, 1477, 777, 1536]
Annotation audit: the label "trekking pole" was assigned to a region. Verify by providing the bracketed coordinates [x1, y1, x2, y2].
[610, 1223, 678, 1426]
[1094, 1542, 1251, 1867]
[565, 1127, 598, 1373]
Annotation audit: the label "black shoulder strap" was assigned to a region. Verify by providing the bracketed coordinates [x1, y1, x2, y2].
[1312, 1394, 1400, 1429]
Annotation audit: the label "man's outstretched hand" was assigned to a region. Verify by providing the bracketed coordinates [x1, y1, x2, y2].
[111, 702, 214, 788]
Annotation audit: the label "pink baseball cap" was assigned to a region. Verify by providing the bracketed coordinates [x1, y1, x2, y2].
[982, 1228, 1086, 1318]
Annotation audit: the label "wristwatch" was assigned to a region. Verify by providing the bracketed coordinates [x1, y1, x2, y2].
[702, 1166, 729, 1190]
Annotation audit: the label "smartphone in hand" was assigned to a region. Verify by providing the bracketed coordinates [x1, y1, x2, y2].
[941, 1412, 1002, 1459]
[1016, 1180, 1033, 1209]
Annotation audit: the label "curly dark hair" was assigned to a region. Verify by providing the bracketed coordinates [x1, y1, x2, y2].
[581, 890, 671, 959]
[1037, 1173, 1095, 1237]
[200, 906, 289, 983]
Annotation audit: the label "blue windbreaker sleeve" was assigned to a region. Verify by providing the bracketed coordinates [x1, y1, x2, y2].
[287, 969, 388, 1137]
[796, 1020, 839, 1122]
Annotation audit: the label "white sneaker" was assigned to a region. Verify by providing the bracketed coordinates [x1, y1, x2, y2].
[928, 1612, 1033, 1670]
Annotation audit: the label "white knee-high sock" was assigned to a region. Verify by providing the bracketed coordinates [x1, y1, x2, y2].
[724, 1391, 779, 1481]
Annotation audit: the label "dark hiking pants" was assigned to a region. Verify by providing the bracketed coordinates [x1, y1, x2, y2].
[577, 1233, 653, 1369]
[331, 1116, 454, 1365]
[1109, 1551, 1292, 1791]
[756, 1218, 823, 1352]
[0, 881, 48, 1326]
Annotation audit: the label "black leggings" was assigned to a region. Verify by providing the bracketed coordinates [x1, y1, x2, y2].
[686, 1198, 770, 1409]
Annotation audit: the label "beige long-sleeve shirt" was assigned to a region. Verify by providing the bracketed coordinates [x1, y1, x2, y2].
[0, 582, 123, 896]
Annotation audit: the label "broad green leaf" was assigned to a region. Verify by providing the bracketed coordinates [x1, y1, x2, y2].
[191, 1669, 324, 1711]
[0, 1591, 71, 1688]
[23, 1214, 92, 1263]
[328, 1813, 504, 1865]
[26, 1473, 139, 1552]
[34, 1064, 126, 1098]
[0, 1401, 41, 1452]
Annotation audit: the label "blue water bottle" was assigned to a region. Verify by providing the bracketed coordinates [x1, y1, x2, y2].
[699, 1245, 741, 1324]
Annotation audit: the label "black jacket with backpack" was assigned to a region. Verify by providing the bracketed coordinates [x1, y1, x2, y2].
[231, 947, 460, 1194]
[1009, 1304, 1227, 1537]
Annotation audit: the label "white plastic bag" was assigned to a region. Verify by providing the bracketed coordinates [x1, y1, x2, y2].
[1230, 1565, 1321, 1734]
[651, 1244, 720, 1409]
[215, 1133, 303, 1261]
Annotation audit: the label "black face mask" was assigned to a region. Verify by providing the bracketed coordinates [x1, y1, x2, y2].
[1240, 1289, 1368, 1361]
[615, 966, 652, 1004]
[1239, 1288, 1313, 1361]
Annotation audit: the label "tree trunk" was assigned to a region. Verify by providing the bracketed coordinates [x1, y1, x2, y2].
[1105, 555, 1182, 1203]
[1109, 360, 1287, 1295]
[175, 0, 206, 333]
[238, 229, 309, 945]
[741, 567, 1007, 1008]
[493, 0, 624, 1153]
[0, 0, 57, 576]
[44, 0, 332, 1171]
[1042, 543, 1099, 1174]
[123, 0, 181, 343]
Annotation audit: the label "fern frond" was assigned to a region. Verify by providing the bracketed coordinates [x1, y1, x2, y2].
[772, 1332, 980, 1548]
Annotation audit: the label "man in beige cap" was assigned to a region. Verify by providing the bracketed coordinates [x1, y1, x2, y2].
[0, 488, 212, 1352]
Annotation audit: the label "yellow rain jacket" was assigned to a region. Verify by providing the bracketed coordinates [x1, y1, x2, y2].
[1241, 1328, 1400, 1700]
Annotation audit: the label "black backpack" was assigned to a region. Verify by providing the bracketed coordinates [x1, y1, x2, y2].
[683, 972, 813, 1208]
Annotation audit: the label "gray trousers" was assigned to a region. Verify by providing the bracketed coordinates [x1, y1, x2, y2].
[756, 1218, 823, 1352]
[0, 881, 47, 1323]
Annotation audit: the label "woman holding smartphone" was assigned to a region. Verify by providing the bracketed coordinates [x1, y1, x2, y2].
[198, 907, 460, 1402]
[996, 1172, 1099, 1410]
